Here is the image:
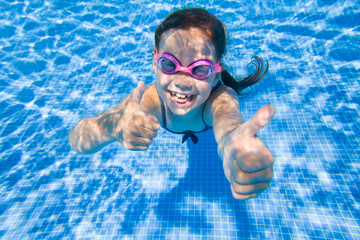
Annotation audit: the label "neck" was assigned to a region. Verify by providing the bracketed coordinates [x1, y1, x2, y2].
[167, 104, 203, 123]
[167, 106, 203, 122]
[155, 84, 205, 130]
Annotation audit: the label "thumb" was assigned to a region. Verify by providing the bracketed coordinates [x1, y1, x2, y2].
[131, 81, 146, 106]
[242, 105, 275, 137]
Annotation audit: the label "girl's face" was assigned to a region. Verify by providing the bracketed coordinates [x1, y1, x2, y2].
[154, 28, 220, 116]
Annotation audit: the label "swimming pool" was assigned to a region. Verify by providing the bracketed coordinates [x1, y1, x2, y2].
[1, 0, 359, 239]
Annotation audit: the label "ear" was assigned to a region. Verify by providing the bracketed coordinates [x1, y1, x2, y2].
[153, 60, 157, 73]
[152, 50, 158, 73]
[212, 62, 223, 87]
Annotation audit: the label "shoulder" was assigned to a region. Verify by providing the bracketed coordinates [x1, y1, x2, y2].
[208, 84, 238, 102]
[203, 84, 240, 125]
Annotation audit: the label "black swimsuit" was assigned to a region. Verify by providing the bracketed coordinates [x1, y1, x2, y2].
[158, 81, 222, 144]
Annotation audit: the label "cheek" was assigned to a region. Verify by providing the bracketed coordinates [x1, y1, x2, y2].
[155, 73, 171, 91]
[202, 75, 217, 90]
[196, 81, 212, 98]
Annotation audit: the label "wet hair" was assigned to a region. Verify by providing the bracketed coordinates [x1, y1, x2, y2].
[154, 7, 269, 98]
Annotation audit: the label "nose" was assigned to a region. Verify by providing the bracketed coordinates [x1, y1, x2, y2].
[173, 72, 194, 91]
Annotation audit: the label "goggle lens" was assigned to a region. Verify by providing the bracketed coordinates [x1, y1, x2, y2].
[159, 58, 177, 73]
[159, 57, 211, 78]
[154, 51, 221, 80]
[192, 65, 211, 77]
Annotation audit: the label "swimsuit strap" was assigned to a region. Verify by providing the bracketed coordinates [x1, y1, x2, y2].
[200, 80, 222, 130]
[201, 103, 212, 130]
[159, 94, 168, 129]
[158, 96, 201, 144]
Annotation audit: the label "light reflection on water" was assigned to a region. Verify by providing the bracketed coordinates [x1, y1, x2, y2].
[0, 0, 359, 239]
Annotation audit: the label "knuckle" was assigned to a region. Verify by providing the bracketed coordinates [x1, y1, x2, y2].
[242, 152, 256, 166]
[132, 116, 143, 125]
[142, 138, 153, 146]
[264, 151, 274, 164]
[126, 120, 135, 130]
[235, 172, 249, 184]
[122, 131, 133, 141]
[123, 142, 133, 150]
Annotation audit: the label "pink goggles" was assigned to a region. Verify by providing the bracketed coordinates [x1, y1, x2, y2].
[153, 50, 221, 80]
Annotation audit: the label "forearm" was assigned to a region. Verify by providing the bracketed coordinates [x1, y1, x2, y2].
[68, 94, 132, 154]
[68, 115, 116, 154]
[210, 87, 244, 146]
[213, 111, 243, 145]
[213, 112, 244, 158]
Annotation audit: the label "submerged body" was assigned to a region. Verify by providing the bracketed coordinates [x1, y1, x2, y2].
[69, 8, 275, 200]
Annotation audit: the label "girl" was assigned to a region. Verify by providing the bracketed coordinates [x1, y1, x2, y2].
[69, 8, 275, 200]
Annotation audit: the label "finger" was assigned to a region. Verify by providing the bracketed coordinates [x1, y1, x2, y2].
[230, 185, 259, 200]
[122, 138, 150, 151]
[133, 127, 158, 139]
[230, 176, 270, 195]
[132, 110, 160, 131]
[142, 115, 161, 131]
[234, 149, 274, 173]
[128, 136, 153, 147]
[230, 157, 273, 184]
[124, 143, 149, 151]
[242, 105, 275, 137]
[130, 81, 146, 106]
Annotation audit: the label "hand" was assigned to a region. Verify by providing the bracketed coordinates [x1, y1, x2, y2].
[110, 81, 160, 150]
[218, 105, 275, 200]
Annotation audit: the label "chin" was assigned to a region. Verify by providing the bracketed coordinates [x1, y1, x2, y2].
[169, 107, 192, 116]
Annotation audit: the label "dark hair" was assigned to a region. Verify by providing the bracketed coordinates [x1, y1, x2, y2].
[155, 7, 269, 98]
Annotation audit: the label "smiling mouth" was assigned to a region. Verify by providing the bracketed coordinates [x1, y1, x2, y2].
[168, 90, 195, 106]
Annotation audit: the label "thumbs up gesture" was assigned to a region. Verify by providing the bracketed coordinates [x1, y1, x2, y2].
[110, 81, 160, 150]
[218, 105, 275, 200]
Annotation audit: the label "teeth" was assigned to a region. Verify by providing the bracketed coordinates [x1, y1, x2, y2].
[170, 91, 191, 99]
[176, 93, 186, 99]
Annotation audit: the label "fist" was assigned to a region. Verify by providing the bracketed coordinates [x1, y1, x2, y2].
[219, 105, 275, 200]
[112, 81, 160, 150]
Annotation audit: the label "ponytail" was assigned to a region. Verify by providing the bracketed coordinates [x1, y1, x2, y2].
[221, 55, 269, 98]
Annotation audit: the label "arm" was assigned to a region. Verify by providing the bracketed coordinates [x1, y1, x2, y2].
[68, 82, 160, 154]
[206, 85, 275, 200]
[68, 95, 129, 154]
[207, 86, 244, 146]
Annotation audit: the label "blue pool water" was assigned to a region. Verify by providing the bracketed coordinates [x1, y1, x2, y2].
[1, 0, 359, 239]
